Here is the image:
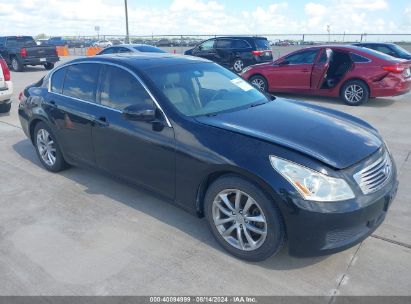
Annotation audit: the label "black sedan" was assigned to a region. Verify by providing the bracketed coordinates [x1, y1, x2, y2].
[96, 44, 166, 55]
[18, 54, 398, 261]
[352, 42, 411, 60]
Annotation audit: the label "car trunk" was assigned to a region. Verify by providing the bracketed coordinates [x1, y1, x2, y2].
[24, 45, 57, 58]
[254, 39, 273, 61]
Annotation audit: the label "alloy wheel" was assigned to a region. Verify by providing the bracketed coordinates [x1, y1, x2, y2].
[212, 189, 267, 251]
[12, 59, 18, 71]
[233, 60, 244, 73]
[251, 78, 266, 91]
[344, 84, 364, 103]
[36, 129, 57, 167]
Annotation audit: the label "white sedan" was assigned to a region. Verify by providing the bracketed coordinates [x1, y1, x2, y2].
[0, 57, 13, 113]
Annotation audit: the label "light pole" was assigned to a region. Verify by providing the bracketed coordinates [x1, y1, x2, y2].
[327, 24, 331, 42]
[124, 0, 130, 44]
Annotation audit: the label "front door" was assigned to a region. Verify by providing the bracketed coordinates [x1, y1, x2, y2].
[192, 39, 217, 62]
[92, 65, 176, 199]
[266, 49, 319, 92]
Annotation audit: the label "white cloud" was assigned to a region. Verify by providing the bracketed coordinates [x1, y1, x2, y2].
[0, 0, 404, 38]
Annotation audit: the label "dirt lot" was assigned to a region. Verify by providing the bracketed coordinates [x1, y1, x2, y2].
[0, 57, 410, 297]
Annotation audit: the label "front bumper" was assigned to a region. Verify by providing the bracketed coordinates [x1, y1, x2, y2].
[285, 175, 398, 257]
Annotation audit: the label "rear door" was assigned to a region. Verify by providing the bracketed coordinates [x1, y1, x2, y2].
[311, 48, 333, 89]
[214, 39, 233, 67]
[266, 49, 319, 91]
[46, 63, 101, 166]
[92, 64, 176, 199]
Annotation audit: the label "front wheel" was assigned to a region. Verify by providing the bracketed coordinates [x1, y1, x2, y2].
[232, 59, 244, 73]
[249, 75, 268, 92]
[204, 175, 285, 261]
[44, 62, 55, 70]
[34, 122, 68, 172]
[341, 80, 369, 106]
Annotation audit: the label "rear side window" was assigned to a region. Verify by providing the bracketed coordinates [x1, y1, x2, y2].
[285, 50, 319, 64]
[216, 39, 231, 49]
[350, 53, 370, 63]
[63, 63, 100, 102]
[51, 67, 67, 94]
[6, 36, 36, 47]
[254, 39, 270, 50]
[231, 39, 249, 49]
[99, 66, 153, 110]
[133, 45, 165, 53]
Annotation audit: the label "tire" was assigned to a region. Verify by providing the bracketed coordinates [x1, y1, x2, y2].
[232, 59, 245, 73]
[204, 175, 285, 261]
[33, 122, 68, 172]
[249, 75, 268, 93]
[44, 62, 54, 70]
[0, 102, 11, 113]
[11, 57, 24, 72]
[341, 80, 369, 106]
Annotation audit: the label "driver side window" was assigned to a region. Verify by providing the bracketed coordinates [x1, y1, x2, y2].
[199, 39, 215, 51]
[284, 50, 319, 65]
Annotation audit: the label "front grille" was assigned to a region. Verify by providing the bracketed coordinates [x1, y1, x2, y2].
[353, 150, 392, 195]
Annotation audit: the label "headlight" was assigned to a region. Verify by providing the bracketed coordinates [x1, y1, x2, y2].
[270, 156, 355, 202]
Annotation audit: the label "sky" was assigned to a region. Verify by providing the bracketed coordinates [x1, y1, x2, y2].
[0, 0, 410, 38]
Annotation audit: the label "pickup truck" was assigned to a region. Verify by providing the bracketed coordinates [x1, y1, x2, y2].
[0, 36, 59, 72]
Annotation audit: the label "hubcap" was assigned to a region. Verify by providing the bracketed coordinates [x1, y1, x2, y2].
[233, 60, 244, 72]
[212, 189, 267, 251]
[36, 129, 57, 166]
[12, 59, 18, 70]
[251, 78, 266, 91]
[345, 84, 364, 103]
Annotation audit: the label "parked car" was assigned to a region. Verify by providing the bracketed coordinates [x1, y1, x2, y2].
[36, 38, 49, 46]
[46, 37, 68, 47]
[0, 54, 13, 113]
[96, 44, 166, 55]
[155, 39, 173, 47]
[241, 45, 411, 105]
[93, 40, 112, 48]
[0, 36, 59, 72]
[185, 36, 273, 73]
[352, 42, 411, 60]
[66, 39, 85, 48]
[18, 54, 398, 261]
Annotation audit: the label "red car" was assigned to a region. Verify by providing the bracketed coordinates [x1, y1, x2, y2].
[240, 45, 411, 105]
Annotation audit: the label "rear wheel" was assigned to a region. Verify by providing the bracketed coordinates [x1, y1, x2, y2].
[204, 175, 285, 261]
[341, 80, 369, 106]
[44, 62, 54, 70]
[250, 75, 268, 92]
[11, 57, 24, 72]
[232, 59, 244, 73]
[34, 122, 68, 172]
[0, 102, 11, 113]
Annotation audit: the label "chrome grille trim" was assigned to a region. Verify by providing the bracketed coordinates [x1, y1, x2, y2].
[353, 151, 392, 195]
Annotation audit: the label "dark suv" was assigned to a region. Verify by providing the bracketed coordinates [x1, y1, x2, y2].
[352, 43, 411, 60]
[185, 36, 273, 73]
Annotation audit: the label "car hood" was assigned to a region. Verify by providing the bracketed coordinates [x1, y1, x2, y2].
[195, 99, 382, 169]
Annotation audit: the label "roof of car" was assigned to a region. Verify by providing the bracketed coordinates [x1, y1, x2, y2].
[206, 36, 268, 40]
[67, 53, 211, 70]
[352, 42, 394, 46]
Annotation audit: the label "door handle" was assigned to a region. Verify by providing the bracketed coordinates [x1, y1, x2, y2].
[94, 116, 109, 127]
[45, 100, 58, 108]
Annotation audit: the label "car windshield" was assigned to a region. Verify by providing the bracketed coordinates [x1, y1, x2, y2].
[133, 46, 166, 53]
[390, 44, 411, 57]
[145, 62, 270, 117]
[358, 46, 402, 61]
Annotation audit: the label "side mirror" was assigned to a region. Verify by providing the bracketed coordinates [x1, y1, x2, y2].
[123, 104, 156, 122]
[279, 60, 290, 66]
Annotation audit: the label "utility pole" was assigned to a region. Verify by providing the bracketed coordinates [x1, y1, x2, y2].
[124, 0, 130, 44]
[327, 24, 331, 42]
